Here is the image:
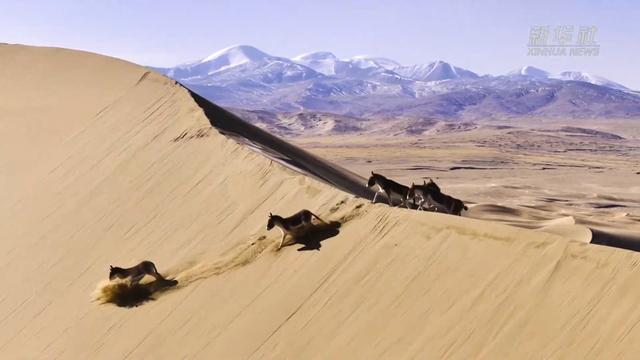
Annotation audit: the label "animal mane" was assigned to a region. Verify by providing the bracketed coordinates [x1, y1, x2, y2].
[368, 172, 387, 187]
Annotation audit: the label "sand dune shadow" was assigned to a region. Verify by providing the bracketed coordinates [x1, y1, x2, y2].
[591, 228, 640, 252]
[292, 221, 341, 251]
[94, 278, 178, 308]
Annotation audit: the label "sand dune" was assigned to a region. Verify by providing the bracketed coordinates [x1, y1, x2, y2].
[3, 44, 640, 358]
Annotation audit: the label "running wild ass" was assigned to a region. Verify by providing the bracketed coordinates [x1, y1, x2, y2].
[267, 210, 327, 249]
[109, 261, 167, 284]
[408, 179, 467, 216]
[367, 172, 411, 208]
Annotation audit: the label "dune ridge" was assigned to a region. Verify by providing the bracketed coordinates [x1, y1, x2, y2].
[3, 44, 640, 358]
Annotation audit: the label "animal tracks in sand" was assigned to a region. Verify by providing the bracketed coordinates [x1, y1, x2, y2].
[94, 201, 367, 308]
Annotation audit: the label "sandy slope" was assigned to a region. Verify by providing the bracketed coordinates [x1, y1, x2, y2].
[3, 44, 640, 359]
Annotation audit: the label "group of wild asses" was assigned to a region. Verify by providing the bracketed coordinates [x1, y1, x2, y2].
[106, 171, 467, 285]
[367, 171, 467, 216]
[265, 171, 468, 252]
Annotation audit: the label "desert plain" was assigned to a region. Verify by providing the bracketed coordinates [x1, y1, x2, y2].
[293, 121, 640, 247]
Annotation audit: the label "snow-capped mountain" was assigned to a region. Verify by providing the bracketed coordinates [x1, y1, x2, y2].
[292, 52, 471, 82]
[151, 45, 640, 121]
[152, 45, 322, 85]
[508, 66, 628, 91]
[291, 52, 405, 83]
[292, 52, 400, 75]
[552, 71, 628, 91]
[292, 51, 340, 75]
[192, 45, 270, 74]
[508, 66, 551, 79]
[348, 55, 400, 71]
[394, 60, 478, 82]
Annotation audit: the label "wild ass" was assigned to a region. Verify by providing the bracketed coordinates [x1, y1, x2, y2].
[407, 181, 436, 211]
[109, 261, 167, 284]
[408, 179, 467, 216]
[367, 172, 411, 208]
[267, 210, 327, 249]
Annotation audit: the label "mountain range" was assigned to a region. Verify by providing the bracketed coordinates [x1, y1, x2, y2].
[150, 45, 640, 126]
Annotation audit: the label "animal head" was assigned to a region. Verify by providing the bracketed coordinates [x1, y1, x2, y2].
[407, 182, 416, 198]
[424, 178, 441, 193]
[266, 212, 275, 230]
[109, 265, 124, 280]
[367, 171, 379, 187]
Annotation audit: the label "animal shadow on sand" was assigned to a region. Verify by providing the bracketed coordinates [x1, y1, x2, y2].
[292, 221, 342, 251]
[101, 278, 178, 308]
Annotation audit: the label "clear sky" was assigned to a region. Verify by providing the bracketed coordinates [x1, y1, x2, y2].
[1, 0, 639, 88]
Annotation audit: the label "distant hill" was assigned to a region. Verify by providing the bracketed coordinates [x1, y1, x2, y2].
[151, 45, 640, 122]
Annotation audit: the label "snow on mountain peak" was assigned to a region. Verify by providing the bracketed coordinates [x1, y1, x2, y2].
[197, 45, 272, 74]
[292, 51, 338, 62]
[431, 60, 456, 71]
[202, 45, 269, 63]
[348, 55, 400, 70]
[293, 52, 400, 76]
[553, 71, 628, 90]
[394, 60, 478, 82]
[427, 61, 456, 79]
[505, 67, 628, 90]
[509, 65, 550, 78]
[292, 51, 340, 75]
[153, 45, 632, 92]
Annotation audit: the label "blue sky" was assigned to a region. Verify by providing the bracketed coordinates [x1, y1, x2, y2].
[2, 0, 639, 88]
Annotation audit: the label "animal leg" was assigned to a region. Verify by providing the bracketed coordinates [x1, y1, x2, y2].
[149, 263, 166, 281]
[309, 211, 328, 224]
[385, 188, 393, 206]
[403, 194, 411, 209]
[425, 196, 441, 213]
[278, 234, 286, 250]
[372, 191, 379, 203]
[151, 270, 166, 281]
